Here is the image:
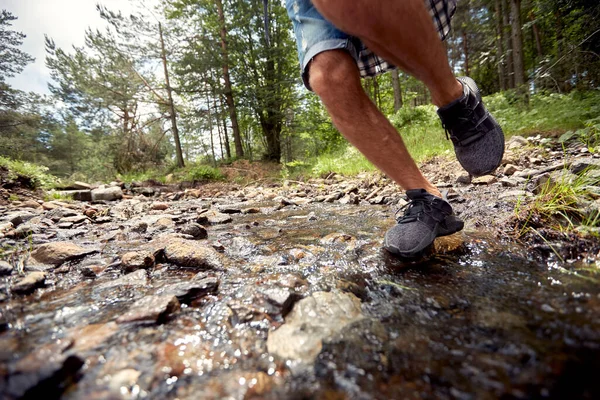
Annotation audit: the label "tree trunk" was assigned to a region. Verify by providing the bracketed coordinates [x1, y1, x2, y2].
[530, 12, 543, 59]
[215, 0, 244, 158]
[502, 0, 515, 88]
[495, 0, 507, 90]
[391, 69, 403, 112]
[214, 94, 230, 159]
[510, 0, 526, 89]
[461, 0, 470, 76]
[205, 90, 217, 167]
[158, 22, 184, 168]
[220, 96, 231, 159]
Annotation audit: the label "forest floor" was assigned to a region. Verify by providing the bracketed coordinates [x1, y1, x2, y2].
[1, 134, 600, 398]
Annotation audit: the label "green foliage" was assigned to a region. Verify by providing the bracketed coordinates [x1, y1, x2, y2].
[485, 90, 600, 136]
[44, 191, 73, 202]
[0, 10, 35, 82]
[309, 147, 376, 177]
[0, 156, 59, 189]
[389, 105, 452, 161]
[184, 165, 224, 182]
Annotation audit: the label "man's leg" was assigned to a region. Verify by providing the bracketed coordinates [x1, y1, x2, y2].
[313, 0, 505, 178]
[311, 0, 462, 108]
[308, 49, 440, 197]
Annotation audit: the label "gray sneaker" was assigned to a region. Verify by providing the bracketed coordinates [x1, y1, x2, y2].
[384, 189, 464, 258]
[437, 77, 505, 177]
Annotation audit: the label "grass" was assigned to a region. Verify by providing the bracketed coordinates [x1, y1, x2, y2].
[44, 192, 74, 202]
[513, 168, 600, 235]
[0, 156, 59, 189]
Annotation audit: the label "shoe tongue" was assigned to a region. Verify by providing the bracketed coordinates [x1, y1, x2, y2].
[406, 189, 431, 200]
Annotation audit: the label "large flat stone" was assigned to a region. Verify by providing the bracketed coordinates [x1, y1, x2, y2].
[267, 291, 364, 363]
[31, 242, 96, 266]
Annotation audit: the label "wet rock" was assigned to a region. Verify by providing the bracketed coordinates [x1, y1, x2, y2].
[4, 339, 84, 399]
[226, 237, 257, 258]
[3, 211, 35, 227]
[261, 287, 301, 317]
[57, 222, 74, 229]
[11, 271, 46, 294]
[121, 251, 155, 272]
[70, 322, 119, 352]
[163, 238, 224, 269]
[91, 186, 123, 201]
[472, 175, 497, 185]
[197, 210, 233, 225]
[99, 269, 148, 289]
[218, 205, 243, 214]
[162, 276, 219, 304]
[267, 291, 364, 363]
[179, 223, 208, 240]
[116, 295, 180, 324]
[60, 215, 87, 224]
[107, 369, 141, 395]
[151, 202, 169, 211]
[0, 260, 13, 276]
[31, 241, 96, 266]
[241, 207, 260, 214]
[14, 222, 42, 238]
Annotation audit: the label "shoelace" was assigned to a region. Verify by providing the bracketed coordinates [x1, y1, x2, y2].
[395, 197, 444, 224]
[442, 106, 477, 142]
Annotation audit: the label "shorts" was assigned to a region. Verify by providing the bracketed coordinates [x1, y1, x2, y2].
[285, 0, 457, 90]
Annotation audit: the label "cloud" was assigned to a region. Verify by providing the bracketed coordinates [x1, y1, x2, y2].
[3, 0, 139, 94]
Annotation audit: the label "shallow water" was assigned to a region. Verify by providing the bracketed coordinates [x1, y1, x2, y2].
[1, 200, 599, 399]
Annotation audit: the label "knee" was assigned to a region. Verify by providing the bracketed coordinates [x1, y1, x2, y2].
[308, 50, 360, 99]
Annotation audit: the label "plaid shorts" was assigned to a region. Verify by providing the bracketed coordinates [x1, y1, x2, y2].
[286, 0, 457, 90]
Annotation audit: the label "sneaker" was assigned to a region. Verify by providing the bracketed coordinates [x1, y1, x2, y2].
[437, 77, 505, 177]
[384, 189, 464, 258]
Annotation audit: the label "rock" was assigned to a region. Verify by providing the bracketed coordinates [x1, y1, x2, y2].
[14, 223, 42, 238]
[116, 295, 180, 324]
[507, 135, 528, 150]
[241, 207, 260, 214]
[226, 237, 257, 258]
[60, 215, 87, 224]
[11, 271, 46, 294]
[500, 177, 519, 187]
[324, 191, 343, 203]
[571, 157, 600, 175]
[57, 222, 74, 229]
[197, 210, 233, 225]
[72, 181, 93, 190]
[99, 269, 148, 289]
[261, 287, 301, 317]
[498, 190, 532, 200]
[503, 164, 519, 176]
[22, 199, 42, 209]
[179, 223, 208, 240]
[121, 251, 155, 272]
[31, 242, 96, 266]
[70, 322, 119, 352]
[218, 205, 243, 214]
[151, 202, 169, 211]
[472, 175, 497, 185]
[456, 173, 471, 184]
[162, 276, 219, 304]
[163, 238, 224, 269]
[4, 211, 35, 227]
[0, 260, 13, 276]
[267, 291, 364, 363]
[56, 190, 92, 201]
[91, 186, 123, 202]
[4, 339, 84, 399]
[108, 369, 141, 394]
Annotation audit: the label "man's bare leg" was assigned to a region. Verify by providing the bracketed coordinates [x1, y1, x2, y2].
[311, 0, 463, 108]
[309, 50, 440, 197]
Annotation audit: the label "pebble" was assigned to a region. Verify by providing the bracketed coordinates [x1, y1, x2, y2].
[116, 295, 180, 323]
[11, 271, 46, 294]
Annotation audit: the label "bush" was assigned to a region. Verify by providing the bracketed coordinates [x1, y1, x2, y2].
[0, 156, 59, 189]
[184, 165, 224, 182]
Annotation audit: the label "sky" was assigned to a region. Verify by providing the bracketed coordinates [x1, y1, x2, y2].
[3, 0, 145, 95]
